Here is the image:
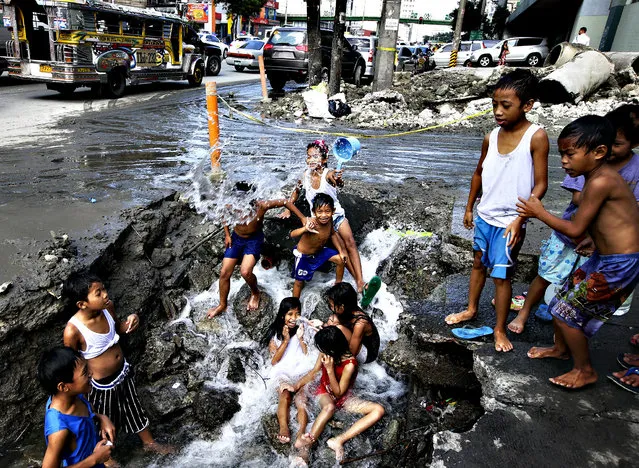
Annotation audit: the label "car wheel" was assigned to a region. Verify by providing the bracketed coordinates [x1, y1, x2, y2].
[206, 56, 221, 76]
[102, 68, 126, 98]
[267, 73, 287, 92]
[353, 61, 364, 86]
[188, 61, 205, 86]
[526, 53, 541, 67]
[464, 59, 472, 67]
[223, 49, 228, 59]
[234, 65, 245, 72]
[478, 55, 492, 67]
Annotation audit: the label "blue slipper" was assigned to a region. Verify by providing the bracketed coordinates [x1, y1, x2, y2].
[535, 304, 553, 322]
[452, 326, 494, 340]
[607, 367, 639, 394]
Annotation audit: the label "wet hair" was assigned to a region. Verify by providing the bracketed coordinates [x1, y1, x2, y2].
[307, 139, 329, 158]
[579, 27, 587, 33]
[325, 283, 359, 323]
[558, 115, 615, 158]
[493, 68, 538, 104]
[312, 193, 334, 212]
[606, 104, 639, 145]
[37, 347, 83, 395]
[63, 271, 103, 306]
[314, 326, 351, 360]
[233, 181, 255, 193]
[261, 297, 301, 346]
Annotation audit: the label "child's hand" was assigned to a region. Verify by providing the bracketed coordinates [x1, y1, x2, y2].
[463, 210, 474, 230]
[308, 319, 324, 330]
[224, 235, 232, 249]
[504, 219, 523, 247]
[92, 439, 113, 464]
[575, 236, 595, 257]
[516, 194, 544, 219]
[340, 253, 348, 265]
[322, 354, 334, 372]
[278, 208, 291, 219]
[123, 314, 139, 334]
[97, 415, 116, 443]
[296, 323, 305, 339]
[282, 325, 290, 341]
[279, 383, 295, 393]
[334, 170, 344, 186]
[305, 218, 319, 234]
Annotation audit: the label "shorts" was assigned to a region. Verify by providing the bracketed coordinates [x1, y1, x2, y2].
[224, 231, 264, 260]
[88, 360, 149, 434]
[473, 216, 525, 279]
[538, 231, 588, 285]
[333, 214, 346, 232]
[292, 246, 338, 281]
[550, 252, 639, 338]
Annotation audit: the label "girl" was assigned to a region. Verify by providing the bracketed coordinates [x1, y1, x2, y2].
[284, 326, 385, 462]
[498, 41, 510, 66]
[262, 297, 310, 444]
[280, 140, 367, 293]
[325, 283, 380, 363]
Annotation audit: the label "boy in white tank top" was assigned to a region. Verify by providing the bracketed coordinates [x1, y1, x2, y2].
[445, 70, 549, 353]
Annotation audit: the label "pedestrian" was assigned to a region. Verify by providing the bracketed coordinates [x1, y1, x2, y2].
[573, 27, 590, 46]
[498, 41, 509, 66]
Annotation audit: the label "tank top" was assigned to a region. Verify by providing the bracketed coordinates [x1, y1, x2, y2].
[477, 124, 541, 228]
[318, 357, 358, 407]
[303, 168, 346, 218]
[44, 395, 104, 468]
[68, 309, 120, 359]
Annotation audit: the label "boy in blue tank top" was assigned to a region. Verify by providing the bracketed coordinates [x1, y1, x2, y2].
[445, 69, 549, 353]
[38, 346, 114, 468]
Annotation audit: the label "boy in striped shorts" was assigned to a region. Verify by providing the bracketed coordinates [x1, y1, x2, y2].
[63, 272, 173, 454]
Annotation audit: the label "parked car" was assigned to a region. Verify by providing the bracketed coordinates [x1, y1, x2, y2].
[468, 37, 549, 67]
[198, 32, 229, 59]
[226, 39, 265, 71]
[263, 27, 365, 92]
[346, 36, 377, 83]
[432, 41, 485, 68]
[194, 34, 223, 76]
[396, 46, 415, 71]
[229, 35, 257, 53]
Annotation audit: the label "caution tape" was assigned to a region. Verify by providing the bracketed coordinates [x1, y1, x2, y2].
[378, 46, 397, 52]
[217, 95, 491, 139]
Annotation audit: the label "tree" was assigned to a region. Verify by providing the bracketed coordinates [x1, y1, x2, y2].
[488, 3, 510, 39]
[449, 0, 487, 39]
[328, 0, 347, 95]
[306, 0, 322, 86]
[218, 0, 267, 17]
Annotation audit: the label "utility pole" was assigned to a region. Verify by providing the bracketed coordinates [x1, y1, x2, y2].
[450, 0, 468, 67]
[284, 0, 288, 24]
[329, 0, 348, 96]
[373, 0, 401, 91]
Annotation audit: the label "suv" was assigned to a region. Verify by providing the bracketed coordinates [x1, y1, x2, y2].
[263, 27, 365, 91]
[469, 37, 549, 67]
[432, 41, 485, 68]
[198, 32, 229, 59]
[346, 36, 377, 83]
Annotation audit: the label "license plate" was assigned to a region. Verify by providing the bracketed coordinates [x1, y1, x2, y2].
[40, 64, 52, 73]
[273, 52, 294, 59]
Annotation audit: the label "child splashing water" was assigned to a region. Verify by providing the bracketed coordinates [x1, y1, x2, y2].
[262, 297, 312, 445]
[280, 140, 367, 293]
[283, 326, 385, 462]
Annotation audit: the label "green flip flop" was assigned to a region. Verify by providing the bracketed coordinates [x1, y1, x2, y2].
[361, 276, 382, 308]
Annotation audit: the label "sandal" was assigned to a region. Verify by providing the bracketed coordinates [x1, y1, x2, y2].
[491, 295, 526, 311]
[607, 367, 639, 394]
[451, 325, 493, 340]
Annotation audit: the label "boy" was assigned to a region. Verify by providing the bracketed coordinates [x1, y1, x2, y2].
[291, 193, 349, 297]
[207, 182, 305, 317]
[38, 346, 114, 468]
[517, 115, 639, 389]
[62, 272, 171, 454]
[509, 104, 639, 334]
[445, 69, 549, 353]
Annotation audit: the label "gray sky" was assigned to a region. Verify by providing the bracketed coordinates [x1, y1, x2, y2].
[427, 0, 460, 20]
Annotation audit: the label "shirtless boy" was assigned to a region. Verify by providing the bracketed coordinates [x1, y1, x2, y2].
[207, 182, 305, 317]
[291, 193, 349, 297]
[63, 272, 171, 453]
[517, 115, 639, 390]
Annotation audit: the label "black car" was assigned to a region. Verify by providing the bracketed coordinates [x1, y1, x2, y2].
[186, 26, 222, 76]
[263, 26, 365, 92]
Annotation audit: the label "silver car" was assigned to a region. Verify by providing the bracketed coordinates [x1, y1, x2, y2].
[347, 36, 377, 83]
[469, 37, 549, 67]
[432, 41, 484, 68]
[226, 40, 265, 72]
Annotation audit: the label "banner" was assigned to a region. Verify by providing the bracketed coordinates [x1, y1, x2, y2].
[186, 3, 209, 24]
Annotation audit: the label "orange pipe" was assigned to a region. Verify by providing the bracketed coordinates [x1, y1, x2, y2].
[258, 55, 268, 100]
[206, 81, 221, 168]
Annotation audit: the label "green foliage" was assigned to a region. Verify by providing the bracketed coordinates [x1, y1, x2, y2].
[449, 1, 486, 34]
[218, 0, 267, 17]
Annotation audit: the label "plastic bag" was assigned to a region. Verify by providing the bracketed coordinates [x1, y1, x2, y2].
[328, 99, 351, 117]
[303, 89, 333, 119]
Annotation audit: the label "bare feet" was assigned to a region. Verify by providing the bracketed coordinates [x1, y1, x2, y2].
[622, 353, 639, 367]
[494, 330, 513, 352]
[527, 346, 570, 360]
[549, 368, 598, 389]
[631, 333, 639, 347]
[143, 442, 176, 455]
[207, 304, 226, 318]
[326, 438, 345, 462]
[294, 433, 315, 449]
[445, 309, 476, 325]
[357, 280, 366, 293]
[247, 291, 260, 311]
[507, 312, 529, 334]
[277, 432, 291, 444]
[612, 369, 639, 387]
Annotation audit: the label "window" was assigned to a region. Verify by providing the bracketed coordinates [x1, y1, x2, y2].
[96, 13, 120, 34]
[145, 20, 163, 37]
[271, 29, 305, 46]
[348, 38, 371, 51]
[460, 43, 471, 51]
[242, 40, 264, 50]
[516, 37, 543, 46]
[441, 44, 452, 52]
[121, 18, 143, 35]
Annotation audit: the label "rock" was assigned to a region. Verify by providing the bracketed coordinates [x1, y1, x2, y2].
[261, 413, 289, 455]
[227, 352, 247, 383]
[151, 248, 173, 268]
[43, 254, 58, 262]
[193, 385, 241, 430]
[140, 376, 190, 419]
[233, 284, 275, 342]
[0, 282, 11, 294]
[435, 84, 450, 96]
[418, 108, 434, 122]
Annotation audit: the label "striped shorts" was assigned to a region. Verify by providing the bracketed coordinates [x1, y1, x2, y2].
[88, 360, 149, 434]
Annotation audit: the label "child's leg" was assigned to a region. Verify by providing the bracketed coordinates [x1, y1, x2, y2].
[208, 257, 239, 317]
[293, 280, 305, 298]
[337, 220, 365, 291]
[329, 254, 345, 283]
[294, 395, 335, 448]
[493, 278, 513, 352]
[293, 392, 309, 441]
[508, 275, 550, 334]
[548, 319, 597, 389]
[445, 250, 486, 324]
[239, 254, 260, 311]
[528, 316, 570, 359]
[276, 390, 293, 443]
[327, 399, 384, 461]
[138, 428, 174, 454]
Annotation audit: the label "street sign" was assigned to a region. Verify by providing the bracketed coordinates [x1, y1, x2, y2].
[385, 18, 399, 31]
[470, 30, 482, 40]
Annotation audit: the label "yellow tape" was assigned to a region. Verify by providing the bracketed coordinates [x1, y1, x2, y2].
[378, 46, 397, 52]
[217, 95, 491, 139]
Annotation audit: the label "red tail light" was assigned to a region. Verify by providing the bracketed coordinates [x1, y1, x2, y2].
[264, 43, 273, 50]
[368, 50, 374, 62]
[295, 44, 308, 52]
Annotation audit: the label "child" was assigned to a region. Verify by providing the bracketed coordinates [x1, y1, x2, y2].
[207, 182, 305, 317]
[262, 297, 311, 444]
[445, 69, 549, 353]
[517, 115, 639, 389]
[280, 140, 366, 292]
[62, 272, 171, 454]
[290, 193, 349, 297]
[498, 41, 509, 66]
[38, 346, 115, 468]
[283, 326, 384, 462]
[509, 104, 639, 334]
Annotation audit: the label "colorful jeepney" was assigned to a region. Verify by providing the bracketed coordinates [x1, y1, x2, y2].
[0, 0, 205, 97]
